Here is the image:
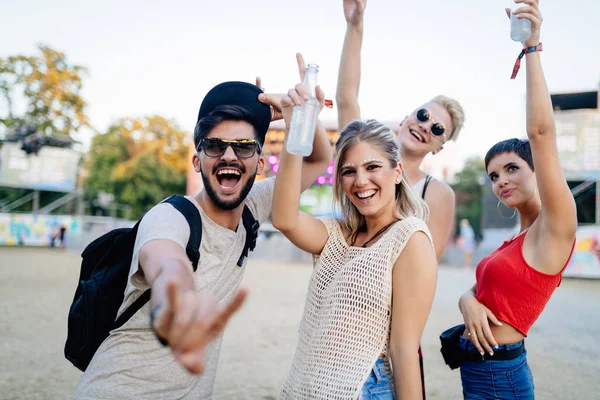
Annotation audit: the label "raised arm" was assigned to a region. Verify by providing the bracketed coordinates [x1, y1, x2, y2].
[515, 0, 577, 240]
[300, 113, 334, 192]
[271, 56, 330, 255]
[336, 0, 367, 131]
[257, 55, 333, 192]
[389, 231, 437, 400]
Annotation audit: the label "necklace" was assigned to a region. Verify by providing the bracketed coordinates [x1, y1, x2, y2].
[350, 220, 397, 248]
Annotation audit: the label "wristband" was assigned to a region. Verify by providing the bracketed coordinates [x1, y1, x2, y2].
[510, 42, 543, 80]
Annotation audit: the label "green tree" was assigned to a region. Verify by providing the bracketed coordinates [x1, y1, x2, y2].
[451, 157, 486, 238]
[84, 116, 190, 219]
[0, 44, 89, 138]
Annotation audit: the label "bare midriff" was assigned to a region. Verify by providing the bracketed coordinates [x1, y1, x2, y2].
[462, 321, 524, 345]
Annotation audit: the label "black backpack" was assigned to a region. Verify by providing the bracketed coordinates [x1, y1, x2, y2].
[64, 195, 260, 371]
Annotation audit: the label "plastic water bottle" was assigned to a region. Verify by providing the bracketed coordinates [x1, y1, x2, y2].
[510, 3, 531, 42]
[286, 64, 320, 156]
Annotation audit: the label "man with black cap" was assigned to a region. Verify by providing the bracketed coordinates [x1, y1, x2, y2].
[73, 58, 332, 399]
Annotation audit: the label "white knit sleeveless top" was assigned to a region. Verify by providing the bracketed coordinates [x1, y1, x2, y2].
[280, 216, 433, 400]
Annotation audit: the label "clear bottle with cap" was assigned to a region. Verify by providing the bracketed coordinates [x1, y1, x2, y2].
[286, 63, 320, 156]
[510, 2, 532, 42]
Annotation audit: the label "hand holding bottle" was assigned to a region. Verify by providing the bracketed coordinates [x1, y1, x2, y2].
[280, 53, 325, 156]
[257, 53, 325, 128]
[506, 0, 543, 47]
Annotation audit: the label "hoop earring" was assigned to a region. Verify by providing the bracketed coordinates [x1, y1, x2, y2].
[497, 201, 516, 220]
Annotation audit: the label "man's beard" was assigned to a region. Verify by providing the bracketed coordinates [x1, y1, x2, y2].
[201, 162, 257, 211]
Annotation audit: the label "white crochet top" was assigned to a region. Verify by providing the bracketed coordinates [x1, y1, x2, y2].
[280, 216, 432, 400]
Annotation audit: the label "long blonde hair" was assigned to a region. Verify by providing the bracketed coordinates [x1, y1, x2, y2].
[333, 119, 429, 235]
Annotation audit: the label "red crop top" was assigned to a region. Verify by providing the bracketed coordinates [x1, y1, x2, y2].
[475, 230, 575, 336]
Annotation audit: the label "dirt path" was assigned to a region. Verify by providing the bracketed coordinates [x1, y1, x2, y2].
[1, 248, 598, 399]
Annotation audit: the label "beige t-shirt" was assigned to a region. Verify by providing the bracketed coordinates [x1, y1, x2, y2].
[73, 177, 275, 400]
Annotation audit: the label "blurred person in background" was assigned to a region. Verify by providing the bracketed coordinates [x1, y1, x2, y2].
[459, 219, 476, 268]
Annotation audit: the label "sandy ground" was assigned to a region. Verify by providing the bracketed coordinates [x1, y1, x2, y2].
[0, 247, 599, 400]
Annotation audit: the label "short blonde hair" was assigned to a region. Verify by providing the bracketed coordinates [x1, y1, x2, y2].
[429, 95, 465, 141]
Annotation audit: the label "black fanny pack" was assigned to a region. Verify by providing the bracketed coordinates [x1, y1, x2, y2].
[439, 324, 466, 370]
[440, 324, 526, 370]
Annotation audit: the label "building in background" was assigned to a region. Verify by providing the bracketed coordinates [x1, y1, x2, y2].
[0, 142, 84, 247]
[0, 142, 80, 193]
[552, 87, 600, 278]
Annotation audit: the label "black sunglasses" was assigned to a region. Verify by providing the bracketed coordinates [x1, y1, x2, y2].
[416, 108, 447, 140]
[198, 138, 261, 159]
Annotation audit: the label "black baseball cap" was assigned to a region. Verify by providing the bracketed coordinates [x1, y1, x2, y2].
[196, 81, 271, 145]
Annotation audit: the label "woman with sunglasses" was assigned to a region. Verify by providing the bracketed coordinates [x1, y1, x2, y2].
[337, 0, 465, 263]
[273, 78, 437, 398]
[454, 2, 577, 398]
[336, 1, 465, 397]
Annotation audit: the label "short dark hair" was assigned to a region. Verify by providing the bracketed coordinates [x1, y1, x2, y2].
[194, 105, 260, 149]
[484, 138, 534, 172]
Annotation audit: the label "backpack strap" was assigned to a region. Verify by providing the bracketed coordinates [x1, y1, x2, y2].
[112, 195, 202, 330]
[421, 175, 433, 199]
[236, 205, 260, 267]
[163, 195, 202, 270]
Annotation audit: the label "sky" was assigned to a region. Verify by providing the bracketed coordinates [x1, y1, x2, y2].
[1, 0, 599, 177]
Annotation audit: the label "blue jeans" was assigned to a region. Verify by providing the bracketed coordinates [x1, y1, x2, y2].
[459, 337, 535, 399]
[359, 358, 396, 400]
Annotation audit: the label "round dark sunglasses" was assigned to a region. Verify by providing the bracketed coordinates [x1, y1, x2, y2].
[198, 138, 261, 159]
[416, 108, 446, 139]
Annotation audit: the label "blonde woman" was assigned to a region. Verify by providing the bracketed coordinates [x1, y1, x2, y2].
[337, 0, 465, 262]
[272, 80, 437, 399]
[336, 3, 465, 395]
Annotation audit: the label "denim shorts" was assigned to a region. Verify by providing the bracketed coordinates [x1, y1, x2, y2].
[459, 337, 534, 400]
[359, 357, 396, 400]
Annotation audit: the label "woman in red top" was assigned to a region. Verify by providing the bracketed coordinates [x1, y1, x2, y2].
[456, 1, 577, 399]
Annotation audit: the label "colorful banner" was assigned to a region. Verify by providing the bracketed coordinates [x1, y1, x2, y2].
[563, 225, 600, 279]
[0, 213, 81, 247]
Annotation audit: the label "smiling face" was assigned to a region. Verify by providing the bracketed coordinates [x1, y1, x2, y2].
[397, 102, 453, 157]
[486, 151, 537, 209]
[193, 120, 264, 210]
[338, 141, 402, 219]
